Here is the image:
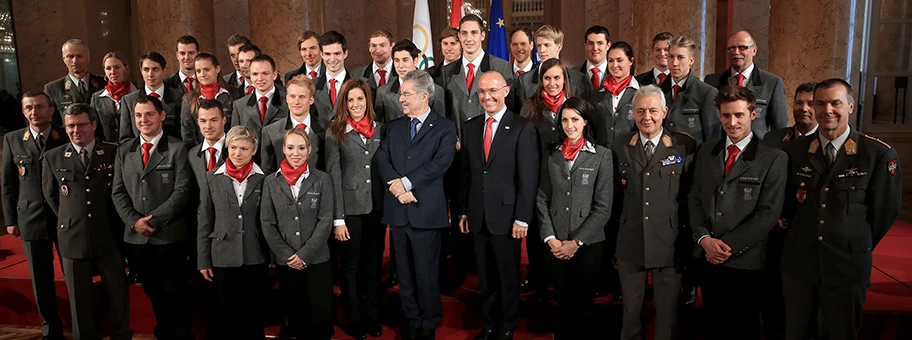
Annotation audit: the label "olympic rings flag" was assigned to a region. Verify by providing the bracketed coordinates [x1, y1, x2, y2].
[412, 0, 435, 70]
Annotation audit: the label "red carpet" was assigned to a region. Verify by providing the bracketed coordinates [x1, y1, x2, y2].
[1, 223, 911, 339]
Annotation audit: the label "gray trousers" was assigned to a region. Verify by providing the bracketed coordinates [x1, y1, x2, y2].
[62, 251, 133, 340]
[21, 239, 64, 337]
[617, 260, 682, 340]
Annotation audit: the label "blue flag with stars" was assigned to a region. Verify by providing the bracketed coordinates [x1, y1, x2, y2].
[487, 0, 509, 60]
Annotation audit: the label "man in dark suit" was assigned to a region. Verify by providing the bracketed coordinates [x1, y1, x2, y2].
[376, 70, 457, 340]
[703, 31, 788, 139]
[353, 29, 398, 95]
[40, 104, 133, 340]
[456, 71, 539, 340]
[662, 35, 721, 145]
[690, 85, 787, 340]
[509, 27, 535, 80]
[781, 79, 902, 340]
[576, 26, 611, 94]
[230, 54, 288, 138]
[375, 40, 446, 124]
[511, 25, 589, 112]
[634, 32, 673, 87]
[763, 82, 819, 148]
[223, 34, 252, 90]
[613, 85, 696, 340]
[261, 74, 328, 173]
[284, 31, 325, 84]
[120, 52, 184, 143]
[1, 91, 68, 340]
[111, 96, 193, 340]
[44, 39, 106, 126]
[311, 30, 352, 122]
[164, 35, 200, 96]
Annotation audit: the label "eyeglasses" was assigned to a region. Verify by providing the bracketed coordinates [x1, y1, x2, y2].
[399, 91, 421, 100]
[23, 104, 49, 111]
[64, 122, 92, 130]
[726, 45, 754, 52]
[477, 85, 508, 96]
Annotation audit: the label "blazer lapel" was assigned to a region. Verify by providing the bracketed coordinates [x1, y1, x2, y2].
[296, 174, 317, 203]
[409, 113, 437, 146]
[243, 174, 263, 204]
[451, 59, 469, 96]
[142, 141, 167, 177]
[485, 112, 514, 167]
[709, 139, 726, 184]
[276, 174, 295, 201]
[569, 150, 593, 174]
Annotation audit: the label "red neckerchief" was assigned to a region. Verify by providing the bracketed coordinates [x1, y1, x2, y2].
[200, 83, 221, 99]
[562, 137, 586, 161]
[542, 90, 566, 114]
[104, 81, 130, 101]
[280, 159, 308, 186]
[347, 116, 374, 138]
[603, 74, 633, 97]
[224, 159, 254, 183]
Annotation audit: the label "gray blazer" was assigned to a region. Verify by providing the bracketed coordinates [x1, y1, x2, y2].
[260, 116, 328, 174]
[112, 135, 192, 245]
[89, 90, 122, 143]
[311, 71, 351, 122]
[374, 80, 446, 124]
[188, 142, 228, 186]
[261, 169, 334, 266]
[442, 52, 514, 139]
[180, 92, 235, 145]
[590, 84, 639, 148]
[230, 89, 289, 138]
[44, 74, 106, 126]
[703, 67, 789, 139]
[661, 73, 721, 145]
[689, 137, 787, 270]
[119, 88, 183, 143]
[510, 66, 590, 111]
[284, 63, 326, 84]
[325, 123, 385, 218]
[353, 63, 400, 91]
[197, 169, 269, 269]
[536, 143, 613, 245]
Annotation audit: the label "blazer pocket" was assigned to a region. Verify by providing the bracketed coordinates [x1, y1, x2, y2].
[57, 218, 70, 231]
[208, 230, 228, 241]
[580, 206, 591, 218]
[848, 235, 872, 254]
[16, 200, 28, 212]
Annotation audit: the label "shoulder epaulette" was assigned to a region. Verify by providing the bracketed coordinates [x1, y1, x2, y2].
[863, 134, 892, 149]
[102, 141, 118, 146]
[628, 133, 639, 146]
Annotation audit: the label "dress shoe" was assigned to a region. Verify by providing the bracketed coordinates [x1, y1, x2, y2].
[366, 324, 383, 337]
[343, 325, 366, 339]
[418, 327, 437, 340]
[520, 279, 535, 292]
[402, 327, 419, 340]
[497, 330, 514, 340]
[474, 328, 498, 340]
[382, 273, 398, 288]
[682, 286, 698, 305]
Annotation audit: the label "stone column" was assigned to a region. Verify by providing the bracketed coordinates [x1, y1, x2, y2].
[133, 0, 216, 75]
[621, 0, 718, 78]
[213, 0, 250, 75]
[248, 0, 324, 78]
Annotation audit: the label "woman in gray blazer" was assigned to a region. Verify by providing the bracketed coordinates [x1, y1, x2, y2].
[89, 52, 135, 143]
[197, 125, 269, 339]
[180, 53, 239, 145]
[261, 128, 335, 340]
[535, 98, 614, 339]
[326, 79, 386, 339]
[593, 41, 640, 148]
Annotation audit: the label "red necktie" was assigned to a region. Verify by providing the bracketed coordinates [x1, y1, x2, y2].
[142, 142, 153, 167]
[483, 117, 494, 161]
[377, 69, 387, 87]
[239, 75, 245, 84]
[724, 144, 740, 176]
[517, 70, 525, 76]
[673, 85, 681, 100]
[246, 85, 254, 95]
[309, 71, 317, 79]
[259, 96, 268, 122]
[657, 73, 667, 84]
[329, 79, 338, 107]
[207, 147, 217, 171]
[296, 123, 307, 131]
[149, 92, 160, 99]
[466, 64, 476, 91]
[186, 77, 195, 92]
[735, 73, 745, 87]
[590, 67, 600, 89]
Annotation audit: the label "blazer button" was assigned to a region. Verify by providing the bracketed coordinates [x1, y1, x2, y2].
[86, 201, 91, 205]
[297, 202, 302, 205]
[295, 231, 301, 236]
[849, 185, 855, 190]
[566, 176, 570, 180]
[565, 207, 569, 211]
[820, 204, 826, 209]
[366, 179, 371, 183]
[819, 220, 824, 225]
[87, 214, 92, 218]
[142, 179, 146, 183]
[484, 171, 488, 175]
[719, 190, 725, 195]
[566, 192, 570, 196]
[142, 197, 147, 201]
[365, 165, 370, 169]
[85, 176, 90, 180]
[644, 216, 649, 221]
[294, 216, 299, 220]
[365, 151, 370, 155]
[551, 127, 555, 131]
[645, 187, 650, 191]
[645, 202, 649, 206]
[716, 212, 722, 216]
[645, 172, 650, 176]
[237, 215, 242, 219]
[817, 236, 823, 241]
[85, 188, 91, 193]
[824, 187, 829, 192]
[60, 224, 65, 229]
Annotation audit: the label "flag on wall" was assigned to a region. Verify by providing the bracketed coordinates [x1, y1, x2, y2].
[450, 0, 465, 28]
[413, 0, 435, 69]
[487, 0, 509, 60]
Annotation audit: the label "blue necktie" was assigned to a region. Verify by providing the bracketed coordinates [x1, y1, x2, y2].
[410, 118, 420, 140]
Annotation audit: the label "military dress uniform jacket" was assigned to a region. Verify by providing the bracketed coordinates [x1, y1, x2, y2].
[660, 73, 721, 145]
[325, 122, 385, 219]
[260, 168, 334, 266]
[44, 74, 107, 126]
[781, 130, 902, 287]
[703, 67, 789, 139]
[689, 137, 787, 270]
[197, 168, 269, 269]
[761, 125, 810, 149]
[41, 142, 120, 259]
[111, 135, 192, 245]
[1, 127, 69, 240]
[613, 131, 696, 268]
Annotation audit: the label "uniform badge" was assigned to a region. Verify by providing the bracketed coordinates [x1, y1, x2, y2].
[743, 188, 753, 201]
[91, 79, 100, 88]
[61, 184, 69, 196]
[888, 159, 898, 175]
[620, 177, 627, 186]
[65, 80, 72, 91]
[17, 165, 26, 176]
[796, 189, 806, 203]
[756, 107, 764, 115]
[310, 197, 318, 209]
[687, 117, 696, 128]
[801, 167, 812, 173]
[161, 173, 170, 183]
[581, 173, 590, 185]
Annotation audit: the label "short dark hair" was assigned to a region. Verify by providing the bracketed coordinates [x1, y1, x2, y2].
[392, 39, 420, 59]
[140, 51, 167, 69]
[439, 28, 459, 43]
[238, 44, 262, 56]
[319, 30, 348, 52]
[135, 95, 165, 113]
[584, 25, 611, 43]
[556, 97, 597, 143]
[198, 99, 225, 117]
[510, 27, 534, 43]
[226, 34, 250, 47]
[795, 81, 818, 99]
[652, 32, 674, 46]
[607, 41, 636, 75]
[63, 103, 96, 122]
[815, 78, 854, 102]
[459, 14, 486, 31]
[250, 53, 276, 71]
[297, 31, 320, 48]
[22, 91, 52, 107]
[177, 35, 200, 51]
[715, 85, 757, 113]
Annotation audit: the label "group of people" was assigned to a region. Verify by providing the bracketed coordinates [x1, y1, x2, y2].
[0, 12, 903, 340]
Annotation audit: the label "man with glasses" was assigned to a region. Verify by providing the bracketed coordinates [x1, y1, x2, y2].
[704, 31, 788, 139]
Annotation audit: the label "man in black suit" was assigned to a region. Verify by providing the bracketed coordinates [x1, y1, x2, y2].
[781, 79, 902, 340]
[456, 71, 539, 340]
[1, 91, 68, 340]
[44, 39, 106, 126]
[703, 31, 789, 139]
[164, 35, 200, 95]
[376, 70, 457, 340]
[690, 85, 787, 340]
[634, 32, 673, 87]
[576, 26, 611, 94]
[509, 27, 535, 80]
[224, 34, 252, 90]
[284, 31, 325, 84]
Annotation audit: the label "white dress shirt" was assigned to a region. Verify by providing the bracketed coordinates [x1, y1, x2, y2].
[373, 61, 393, 85]
[463, 51, 485, 81]
[652, 68, 670, 84]
[724, 132, 754, 162]
[586, 60, 608, 85]
[140, 131, 165, 154]
[145, 84, 165, 98]
[327, 70, 348, 93]
[255, 86, 276, 103]
[214, 162, 264, 205]
[731, 63, 755, 86]
[288, 165, 311, 199]
[200, 134, 226, 162]
[290, 114, 313, 136]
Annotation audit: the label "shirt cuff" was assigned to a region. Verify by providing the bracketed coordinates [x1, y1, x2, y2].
[333, 219, 345, 226]
[401, 177, 413, 192]
[514, 220, 528, 227]
[458, 215, 468, 219]
[697, 235, 710, 245]
[543, 235, 556, 243]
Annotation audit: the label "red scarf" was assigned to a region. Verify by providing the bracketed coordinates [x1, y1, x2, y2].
[200, 83, 221, 99]
[105, 81, 130, 101]
[603, 74, 633, 97]
[542, 90, 566, 114]
[225, 159, 254, 183]
[561, 137, 586, 161]
[280, 159, 309, 186]
[347, 116, 374, 138]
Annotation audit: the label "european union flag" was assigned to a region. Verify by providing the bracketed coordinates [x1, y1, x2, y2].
[487, 0, 509, 60]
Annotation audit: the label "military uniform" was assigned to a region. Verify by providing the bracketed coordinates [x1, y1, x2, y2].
[781, 129, 902, 340]
[41, 141, 133, 340]
[0, 127, 68, 339]
[43, 74, 107, 126]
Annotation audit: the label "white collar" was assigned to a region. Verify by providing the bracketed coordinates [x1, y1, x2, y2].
[732, 63, 755, 82]
[484, 105, 508, 123]
[29, 126, 46, 140]
[141, 131, 165, 147]
[327, 70, 347, 85]
[462, 51, 486, 71]
[145, 84, 165, 97]
[178, 70, 193, 82]
[639, 129, 664, 148]
[72, 140, 96, 155]
[68, 74, 87, 86]
[798, 124, 819, 136]
[199, 88, 230, 99]
[725, 132, 754, 152]
[819, 126, 851, 153]
[255, 86, 276, 102]
[306, 64, 322, 75]
[653, 67, 669, 78]
[586, 59, 607, 73]
[672, 75, 688, 88]
[290, 114, 311, 129]
[201, 134, 226, 153]
[513, 61, 533, 74]
[373, 61, 392, 74]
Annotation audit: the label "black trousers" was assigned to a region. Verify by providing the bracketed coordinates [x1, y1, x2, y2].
[547, 241, 603, 339]
[617, 260, 682, 340]
[762, 229, 787, 340]
[782, 273, 867, 340]
[126, 242, 193, 340]
[524, 214, 548, 293]
[21, 238, 64, 338]
[279, 262, 334, 339]
[391, 224, 443, 329]
[598, 220, 622, 295]
[701, 264, 764, 340]
[473, 225, 522, 331]
[209, 264, 268, 340]
[337, 212, 385, 327]
[62, 251, 133, 340]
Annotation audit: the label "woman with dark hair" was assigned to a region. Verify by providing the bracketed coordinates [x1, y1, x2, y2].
[593, 41, 640, 147]
[180, 53, 239, 144]
[90, 52, 136, 142]
[326, 79, 386, 339]
[535, 97, 613, 339]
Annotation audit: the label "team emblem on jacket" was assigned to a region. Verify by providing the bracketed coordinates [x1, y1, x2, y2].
[61, 184, 69, 196]
[796, 189, 806, 203]
[311, 197, 318, 209]
[687, 117, 696, 128]
[888, 159, 898, 175]
[17, 165, 26, 176]
[581, 173, 590, 185]
[743, 188, 753, 201]
[161, 173, 170, 183]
